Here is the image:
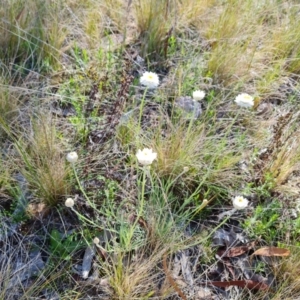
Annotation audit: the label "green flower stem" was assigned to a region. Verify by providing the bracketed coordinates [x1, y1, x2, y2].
[186, 117, 195, 139]
[190, 199, 209, 219]
[70, 207, 118, 234]
[139, 166, 147, 216]
[132, 165, 147, 231]
[138, 88, 148, 135]
[72, 164, 95, 209]
[125, 165, 148, 247]
[71, 207, 98, 227]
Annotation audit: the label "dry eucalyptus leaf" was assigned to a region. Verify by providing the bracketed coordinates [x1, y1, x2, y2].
[252, 247, 290, 257]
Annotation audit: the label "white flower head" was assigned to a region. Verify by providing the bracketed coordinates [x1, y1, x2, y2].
[93, 237, 100, 245]
[136, 148, 157, 166]
[65, 198, 75, 208]
[66, 151, 78, 163]
[232, 196, 249, 210]
[234, 93, 254, 108]
[140, 71, 159, 89]
[192, 90, 206, 101]
[183, 166, 189, 173]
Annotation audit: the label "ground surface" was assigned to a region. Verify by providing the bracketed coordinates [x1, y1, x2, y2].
[1, 1, 300, 299]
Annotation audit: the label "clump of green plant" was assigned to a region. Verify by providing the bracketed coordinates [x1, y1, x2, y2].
[94, 175, 119, 202]
[49, 229, 87, 261]
[59, 76, 90, 141]
[243, 200, 282, 243]
[243, 172, 275, 199]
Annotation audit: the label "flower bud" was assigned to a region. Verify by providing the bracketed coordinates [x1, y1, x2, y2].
[65, 198, 75, 208]
[66, 152, 78, 163]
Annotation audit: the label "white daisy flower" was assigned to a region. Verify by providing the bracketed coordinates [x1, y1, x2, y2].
[232, 196, 249, 210]
[140, 71, 159, 89]
[234, 93, 254, 108]
[136, 148, 157, 166]
[192, 90, 206, 101]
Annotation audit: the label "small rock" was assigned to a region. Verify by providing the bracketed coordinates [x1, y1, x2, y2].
[197, 287, 212, 299]
[82, 245, 95, 279]
[174, 96, 202, 119]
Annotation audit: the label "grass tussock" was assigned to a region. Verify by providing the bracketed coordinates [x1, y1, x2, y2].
[150, 119, 243, 190]
[133, 0, 176, 60]
[0, 0, 68, 71]
[14, 116, 70, 206]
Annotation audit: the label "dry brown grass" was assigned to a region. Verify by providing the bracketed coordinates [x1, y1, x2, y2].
[257, 110, 300, 193]
[0, 84, 20, 139]
[271, 246, 300, 300]
[0, 0, 68, 70]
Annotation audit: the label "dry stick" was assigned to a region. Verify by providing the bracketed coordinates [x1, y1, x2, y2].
[163, 253, 187, 300]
